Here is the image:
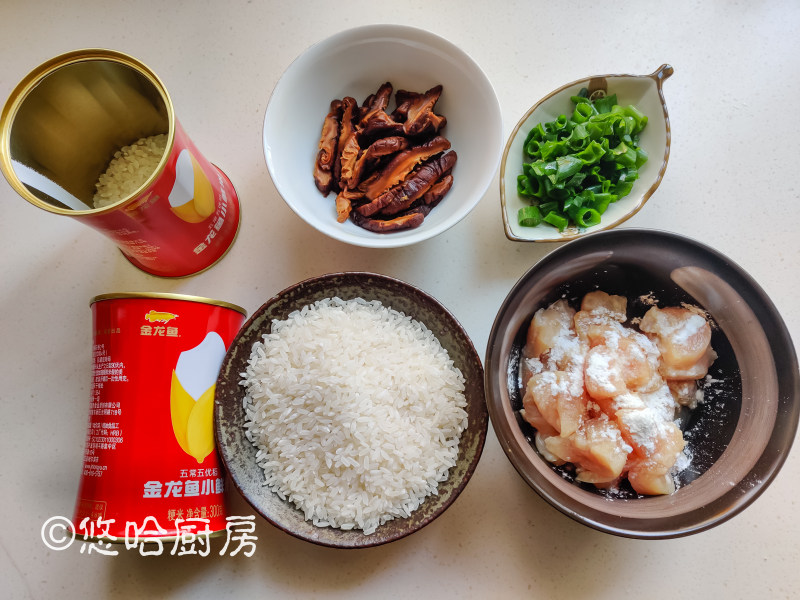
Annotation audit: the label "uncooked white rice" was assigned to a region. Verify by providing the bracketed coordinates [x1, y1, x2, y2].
[93, 134, 168, 208]
[241, 297, 468, 535]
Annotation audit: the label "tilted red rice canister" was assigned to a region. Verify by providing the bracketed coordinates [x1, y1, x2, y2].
[74, 293, 246, 541]
[0, 49, 240, 277]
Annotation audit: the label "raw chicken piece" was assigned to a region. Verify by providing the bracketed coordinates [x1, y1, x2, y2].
[583, 345, 627, 400]
[616, 409, 684, 463]
[544, 416, 630, 484]
[526, 300, 575, 360]
[640, 306, 712, 369]
[574, 310, 621, 347]
[523, 370, 585, 437]
[580, 291, 627, 321]
[520, 392, 558, 438]
[660, 345, 717, 380]
[627, 470, 676, 495]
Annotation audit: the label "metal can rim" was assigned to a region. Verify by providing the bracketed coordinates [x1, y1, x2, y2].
[0, 48, 175, 216]
[90, 292, 247, 316]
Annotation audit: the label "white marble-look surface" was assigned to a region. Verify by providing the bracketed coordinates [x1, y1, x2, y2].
[1, 1, 798, 598]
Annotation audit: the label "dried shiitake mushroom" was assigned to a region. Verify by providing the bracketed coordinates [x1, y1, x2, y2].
[313, 82, 455, 232]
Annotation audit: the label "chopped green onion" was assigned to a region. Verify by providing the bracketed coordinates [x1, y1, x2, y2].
[589, 192, 615, 213]
[593, 93, 618, 114]
[517, 174, 535, 196]
[543, 211, 569, 231]
[538, 200, 559, 214]
[572, 207, 602, 227]
[517, 205, 543, 227]
[572, 102, 595, 123]
[555, 155, 583, 182]
[516, 90, 648, 230]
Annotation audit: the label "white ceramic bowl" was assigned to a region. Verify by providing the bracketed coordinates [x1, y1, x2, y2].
[500, 65, 673, 242]
[263, 25, 503, 248]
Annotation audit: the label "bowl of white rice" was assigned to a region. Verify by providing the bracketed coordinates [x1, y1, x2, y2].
[214, 272, 488, 548]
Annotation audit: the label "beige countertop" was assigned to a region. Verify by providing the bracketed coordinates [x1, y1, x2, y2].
[1, 1, 798, 598]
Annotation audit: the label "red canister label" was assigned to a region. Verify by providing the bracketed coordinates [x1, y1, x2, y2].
[74, 294, 246, 539]
[80, 120, 240, 277]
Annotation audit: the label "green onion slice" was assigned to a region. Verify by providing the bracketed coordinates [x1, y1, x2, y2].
[517, 205, 542, 227]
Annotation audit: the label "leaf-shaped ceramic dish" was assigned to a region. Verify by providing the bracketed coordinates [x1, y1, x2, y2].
[500, 65, 673, 242]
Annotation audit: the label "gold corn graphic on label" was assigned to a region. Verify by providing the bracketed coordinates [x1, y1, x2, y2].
[169, 149, 215, 223]
[170, 373, 215, 463]
[169, 331, 227, 463]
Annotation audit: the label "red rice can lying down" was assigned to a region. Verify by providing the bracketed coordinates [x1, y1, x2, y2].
[0, 49, 240, 277]
[74, 293, 246, 540]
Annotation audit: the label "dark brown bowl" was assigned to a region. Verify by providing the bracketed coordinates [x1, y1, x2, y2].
[214, 272, 488, 548]
[485, 229, 800, 538]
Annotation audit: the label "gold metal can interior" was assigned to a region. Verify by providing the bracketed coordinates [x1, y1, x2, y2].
[0, 49, 175, 215]
[90, 292, 247, 317]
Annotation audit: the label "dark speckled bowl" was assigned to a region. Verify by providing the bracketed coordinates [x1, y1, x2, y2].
[215, 272, 488, 548]
[485, 229, 800, 538]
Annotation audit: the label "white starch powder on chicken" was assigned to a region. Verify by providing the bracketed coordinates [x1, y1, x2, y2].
[93, 134, 168, 208]
[241, 297, 468, 535]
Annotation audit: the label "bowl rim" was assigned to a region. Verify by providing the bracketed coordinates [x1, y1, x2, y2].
[499, 65, 674, 243]
[215, 270, 489, 548]
[261, 23, 503, 249]
[484, 227, 800, 538]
